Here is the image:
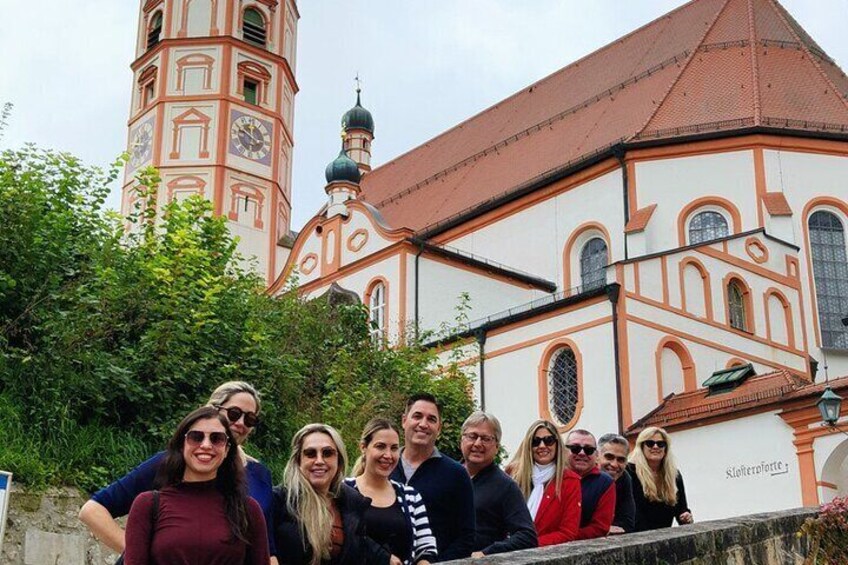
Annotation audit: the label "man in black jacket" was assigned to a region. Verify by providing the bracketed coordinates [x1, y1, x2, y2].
[461, 411, 538, 557]
[598, 433, 636, 534]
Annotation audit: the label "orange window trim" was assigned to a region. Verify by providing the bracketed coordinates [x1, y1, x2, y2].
[654, 336, 697, 404]
[723, 272, 756, 335]
[678, 256, 714, 321]
[537, 339, 584, 433]
[562, 221, 612, 290]
[677, 196, 743, 247]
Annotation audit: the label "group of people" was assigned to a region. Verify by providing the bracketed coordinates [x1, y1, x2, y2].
[77, 382, 692, 564]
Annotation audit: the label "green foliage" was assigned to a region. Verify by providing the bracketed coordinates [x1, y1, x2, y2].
[799, 496, 848, 564]
[0, 145, 475, 490]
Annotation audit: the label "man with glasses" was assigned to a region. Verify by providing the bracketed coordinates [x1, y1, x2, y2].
[391, 393, 476, 561]
[564, 429, 616, 540]
[598, 433, 636, 534]
[460, 412, 537, 558]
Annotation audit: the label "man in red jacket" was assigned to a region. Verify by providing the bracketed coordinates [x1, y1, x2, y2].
[564, 429, 616, 540]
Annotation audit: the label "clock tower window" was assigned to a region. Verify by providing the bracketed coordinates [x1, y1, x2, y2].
[242, 8, 267, 48]
[244, 79, 259, 105]
[138, 65, 158, 109]
[147, 11, 163, 50]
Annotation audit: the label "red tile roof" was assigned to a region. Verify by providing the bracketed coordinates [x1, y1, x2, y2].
[625, 204, 659, 234]
[762, 192, 793, 216]
[627, 372, 848, 434]
[359, 0, 848, 232]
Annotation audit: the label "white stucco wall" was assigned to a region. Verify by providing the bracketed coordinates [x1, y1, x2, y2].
[671, 411, 801, 521]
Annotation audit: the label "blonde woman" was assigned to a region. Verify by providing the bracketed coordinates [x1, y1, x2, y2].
[273, 423, 391, 565]
[345, 418, 437, 565]
[506, 420, 581, 546]
[626, 427, 692, 531]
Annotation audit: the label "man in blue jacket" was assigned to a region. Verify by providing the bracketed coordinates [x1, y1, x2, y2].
[391, 393, 476, 561]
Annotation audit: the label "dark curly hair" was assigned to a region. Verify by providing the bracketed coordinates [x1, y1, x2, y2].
[154, 406, 250, 543]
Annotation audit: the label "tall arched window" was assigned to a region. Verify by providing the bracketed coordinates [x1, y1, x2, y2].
[809, 211, 848, 349]
[243, 8, 267, 48]
[147, 11, 163, 49]
[580, 238, 607, 290]
[368, 282, 386, 343]
[548, 347, 579, 425]
[727, 280, 747, 331]
[689, 211, 729, 244]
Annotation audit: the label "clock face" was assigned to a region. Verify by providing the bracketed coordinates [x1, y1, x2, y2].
[129, 121, 154, 168]
[230, 114, 271, 162]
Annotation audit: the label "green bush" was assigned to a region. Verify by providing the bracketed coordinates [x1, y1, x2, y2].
[0, 145, 475, 490]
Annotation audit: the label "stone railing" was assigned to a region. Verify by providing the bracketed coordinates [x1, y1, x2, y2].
[2, 485, 815, 565]
[445, 507, 815, 564]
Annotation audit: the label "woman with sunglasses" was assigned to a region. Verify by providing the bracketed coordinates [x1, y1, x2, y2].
[273, 423, 391, 565]
[506, 420, 581, 546]
[124, 406, 269, 564]
[345, 418, 437, 565]
[80, 381, 278, 563]
[626, 426, 692, 531]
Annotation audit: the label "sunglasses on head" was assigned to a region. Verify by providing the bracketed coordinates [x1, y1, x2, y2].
[565, 444, 597, 456]
[531, 435, 558, 447]
[185, 430, 229, 449]
[643, 440, 667, 449]
[215, 405, 259, 428]
[302, 447, 338, 460]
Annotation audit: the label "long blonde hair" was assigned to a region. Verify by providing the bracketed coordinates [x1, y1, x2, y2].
[351, 418, 399, 477]
[629, 426, 679, 506]
[506, 420, 567, 499]
[283, 424, 349, 565]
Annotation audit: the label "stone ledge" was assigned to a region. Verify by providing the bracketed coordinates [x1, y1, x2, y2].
[445, 507, 816, 565]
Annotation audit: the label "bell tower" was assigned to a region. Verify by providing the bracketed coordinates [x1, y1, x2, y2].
[122, 0, 299, 284]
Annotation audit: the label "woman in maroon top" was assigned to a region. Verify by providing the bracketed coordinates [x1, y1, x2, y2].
[124, 406, 269, 565]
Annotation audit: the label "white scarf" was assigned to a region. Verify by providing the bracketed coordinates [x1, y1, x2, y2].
[527, 463, 555, 520]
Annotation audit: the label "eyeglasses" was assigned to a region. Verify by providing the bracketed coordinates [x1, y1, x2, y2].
[302, 447, 338, 460]
[643, 440, 667, 449]
[185, 430, 229, 449]
[531, 435, 558, 447]
[215, 405, 259, 428]
[565, 444, 597, 456]
[462, 432, 497, 445]
[602, 453, 627, 464]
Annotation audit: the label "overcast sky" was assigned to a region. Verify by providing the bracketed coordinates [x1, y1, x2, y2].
[1, 1, 846, 230]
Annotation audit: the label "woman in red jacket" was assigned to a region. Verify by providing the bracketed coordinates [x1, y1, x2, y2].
[506, 420, 581, 546]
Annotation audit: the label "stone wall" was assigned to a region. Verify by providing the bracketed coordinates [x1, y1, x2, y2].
[446, 507, 815, 565]
[3, 486, 119, 565]
[1, 487, 815, 565]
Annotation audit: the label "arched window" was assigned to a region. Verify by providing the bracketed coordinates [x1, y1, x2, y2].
[147, 11, 163, 49]
[689, 211, 729, 244]
[809, 210, 848, 349]
[580, 238, 607, 290]
[368, 282, 386, 342]
[727, 280, 747, 331]
[548, 347, 579, 425]
[243, 8, 267, 48]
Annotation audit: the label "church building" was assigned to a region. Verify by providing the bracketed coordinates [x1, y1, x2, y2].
[123, 0, 299, 285]
[275, 0, 848, 521]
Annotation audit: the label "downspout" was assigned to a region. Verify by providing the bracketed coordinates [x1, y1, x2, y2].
[614, 145, 630, 261]
[414, 241, 424, 342]
[475, 329, 487, 411]
[607, 283, 625, 435]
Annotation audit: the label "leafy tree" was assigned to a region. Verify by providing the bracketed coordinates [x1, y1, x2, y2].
[0, 146, 475, 490]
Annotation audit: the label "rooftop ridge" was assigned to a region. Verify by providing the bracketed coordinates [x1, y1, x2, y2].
[373, 49, 693, 210]
[748, 0, 762, 126]
[633, 0, 731, 139]
[363, 0, 710, 179]
[764, 0, 848, 114]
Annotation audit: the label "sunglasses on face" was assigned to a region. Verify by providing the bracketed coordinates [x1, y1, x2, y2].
[531, 435, 558, 448]
[302, 447, 338, 460]
[215, 405, 259, 428]
[643, 440, 667, 449]
[602, 453, 627, 464]
[185, 430, 229, 449]
[565, 444, 597, 456]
